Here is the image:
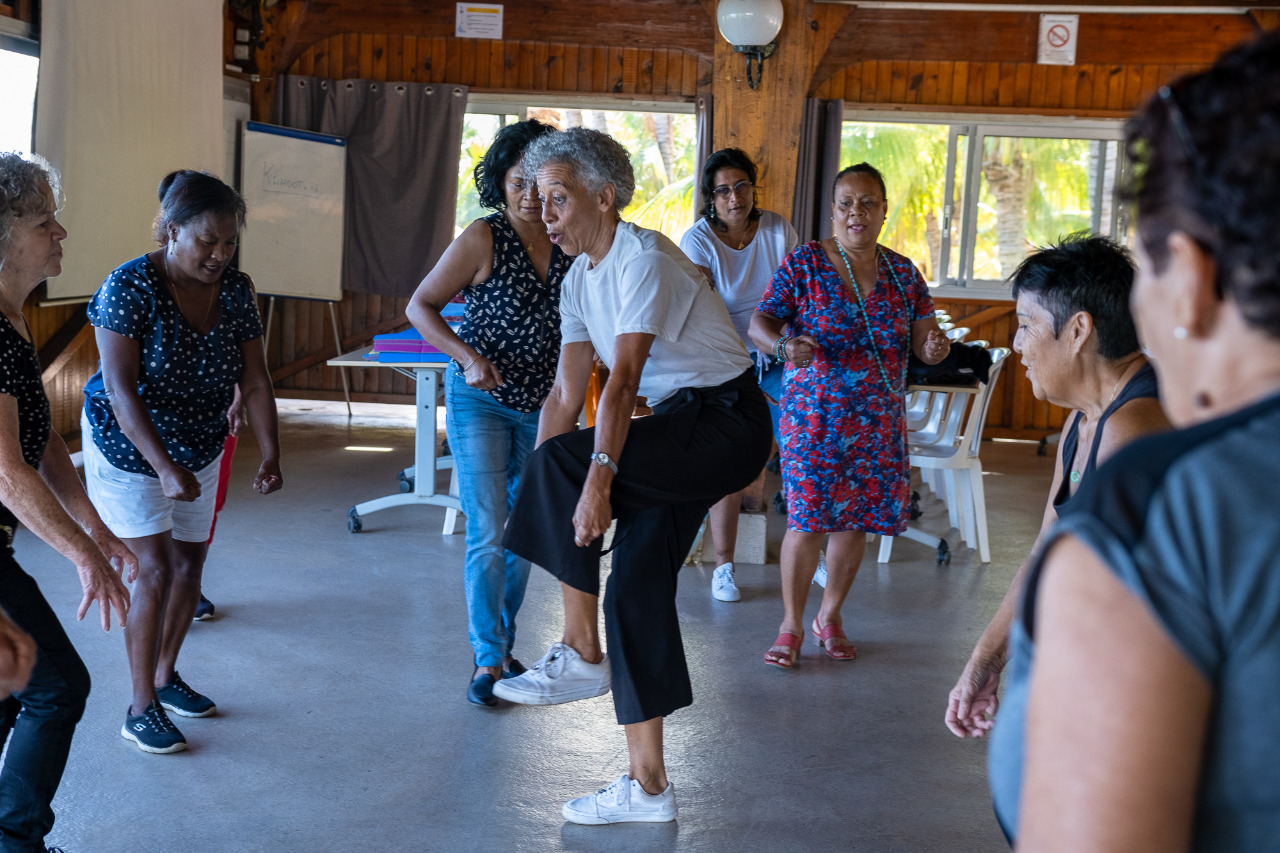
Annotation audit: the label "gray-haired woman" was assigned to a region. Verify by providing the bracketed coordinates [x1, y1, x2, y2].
[492, 127, 772, 824]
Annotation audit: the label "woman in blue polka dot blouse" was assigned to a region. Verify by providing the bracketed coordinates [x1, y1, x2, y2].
[82, 170, 283, 754]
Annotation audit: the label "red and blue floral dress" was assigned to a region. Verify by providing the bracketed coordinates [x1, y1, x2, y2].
[757, 241, 935, 534]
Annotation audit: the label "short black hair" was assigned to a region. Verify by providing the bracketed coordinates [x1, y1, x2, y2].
[1011, 233, 1139, 360]
[474, 119, 557, 211]
[1123, 29, 1280, 340]
[833, 162, 887, 201]
[152, 170, 245, 243]
[699, 147, 761, 228]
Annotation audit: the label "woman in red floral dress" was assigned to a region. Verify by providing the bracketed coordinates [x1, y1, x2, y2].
[750, 163, 951, 668]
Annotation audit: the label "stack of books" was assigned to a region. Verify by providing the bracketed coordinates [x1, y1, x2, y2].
[367, 304, 463, 363]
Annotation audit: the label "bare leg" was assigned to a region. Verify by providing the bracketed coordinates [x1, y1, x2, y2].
[778, 529, 824, 637]
[814, 530, 865, 653]
[741, 468, 766, 512]
[561, 583, 603, 664]
[123, 533, 176, 713]
[624, 717, 668, 794]
[154, 538, 208, 687]
[709, 491, 742, 568]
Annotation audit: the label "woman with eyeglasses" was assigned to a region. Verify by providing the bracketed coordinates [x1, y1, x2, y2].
[407, 119, 569, 708]
[750, 163, 950, 669]
[987, 32, 1280, 850]
[678, 148, 798, 603]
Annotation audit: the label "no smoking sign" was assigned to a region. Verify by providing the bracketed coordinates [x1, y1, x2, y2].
[1038, 14, 1079, 66]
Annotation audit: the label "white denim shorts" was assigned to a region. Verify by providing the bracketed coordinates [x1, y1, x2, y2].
[81, 415, 221, 542]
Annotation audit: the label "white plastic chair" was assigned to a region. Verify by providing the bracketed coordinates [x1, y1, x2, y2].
[944, 326, 969, 342]
[880, 347, 1011, 564]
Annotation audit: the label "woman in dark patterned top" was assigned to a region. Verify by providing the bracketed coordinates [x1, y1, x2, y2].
[83, 170, 283, 754]
[407, 119, 568, 708]
[0, 151, 134, 851]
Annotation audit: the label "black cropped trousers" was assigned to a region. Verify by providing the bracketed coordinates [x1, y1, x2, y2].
[503, 369, 772, 724]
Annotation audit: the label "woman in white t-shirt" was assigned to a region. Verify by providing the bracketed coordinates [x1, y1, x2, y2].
[679, 148, 798, 603]
[493, 128, 772, 826]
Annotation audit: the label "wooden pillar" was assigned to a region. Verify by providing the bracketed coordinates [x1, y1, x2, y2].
[709, 1, 848, 218]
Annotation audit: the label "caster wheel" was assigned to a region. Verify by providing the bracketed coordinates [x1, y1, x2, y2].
[347, 508, 362, 533]
[936, 540, 951, 565]
[398, 478, 414, 493]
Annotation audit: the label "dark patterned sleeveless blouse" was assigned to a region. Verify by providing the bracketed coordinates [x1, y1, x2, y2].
[456, 212, 569, 413]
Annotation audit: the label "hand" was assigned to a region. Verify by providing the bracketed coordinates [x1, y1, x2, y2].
[0, 609, 35, 695]
[226, 394, 246, 437]
[89, 525, 139, 584]
[463, 355, 503, 392]
[945, 654, 1003, 738]
[75, 551, 132, 631]
[158, 465, 201, 502]
[571, 484, 611, 548]
[921, 328, 951, 365]
[254, 458, 283, 495]
[785, 335, 818, 368]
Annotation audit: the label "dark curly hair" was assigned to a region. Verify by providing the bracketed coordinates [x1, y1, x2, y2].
[1122, 29, 1280, 339]
[833, 162, 887, 201]
[152, 170, 246, 244]
[473, 119, 558, 211]
[1011, 233, 1139, 360]
[699, 147, 761, 230]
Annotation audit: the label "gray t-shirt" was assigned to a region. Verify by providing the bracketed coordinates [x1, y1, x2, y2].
[989, 391, 1280, 850]
[560, 222, 751, 407]
[678, 210, 799, 353]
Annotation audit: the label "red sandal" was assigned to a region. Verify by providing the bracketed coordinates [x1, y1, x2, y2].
[812, 620, 857, 661]
[764, 632, 803, 669]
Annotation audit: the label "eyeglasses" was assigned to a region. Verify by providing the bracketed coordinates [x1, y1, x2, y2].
[711, 180, 753, 199]
[1157, 83, 1201, 172]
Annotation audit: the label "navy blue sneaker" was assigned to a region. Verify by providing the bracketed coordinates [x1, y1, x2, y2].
[121, 702, 187, 754]
[155, 672, 216, 718]
[193, 594, 215, 621]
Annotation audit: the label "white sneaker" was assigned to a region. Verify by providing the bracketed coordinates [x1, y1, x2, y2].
[562, 774, 678, 825]
[813, 551, 828, 588]
[711, 562, 741, 602]
[491, 642, 610, 705]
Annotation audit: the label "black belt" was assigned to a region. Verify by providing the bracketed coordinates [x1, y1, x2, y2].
[652, 367, 758, 449]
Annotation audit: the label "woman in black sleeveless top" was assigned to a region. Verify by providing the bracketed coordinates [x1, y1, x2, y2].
[407, 120, 569, 708]
[945, 234, 1169, 738]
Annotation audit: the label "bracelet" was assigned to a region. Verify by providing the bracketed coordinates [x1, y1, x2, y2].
[461, 355, 478, 371]
[773, 334, 791, 363]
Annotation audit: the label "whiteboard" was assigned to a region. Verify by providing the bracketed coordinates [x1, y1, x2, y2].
[239, 122, 346, 301]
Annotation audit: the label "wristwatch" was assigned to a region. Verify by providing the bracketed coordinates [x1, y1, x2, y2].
[590, 452, 619, 475]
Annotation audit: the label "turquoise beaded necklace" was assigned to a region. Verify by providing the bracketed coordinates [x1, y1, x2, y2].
[834, 239, 913, 395]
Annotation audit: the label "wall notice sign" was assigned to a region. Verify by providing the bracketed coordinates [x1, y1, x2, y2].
[1037, 14, 1078, 66]
[456, 3, 503, 39]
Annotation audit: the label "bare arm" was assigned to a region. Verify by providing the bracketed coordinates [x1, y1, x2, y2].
[570, 332, 654, 546]
[95, 327, 198, 502]
[946, 413, 1073, 737]
[537, 341, 598, 446]
[911, 316, 951, 365]
[1017, 536, 1209, 852]
[0, 394, 130, 630]
[406, 220, 501, 390]
[749, 310, 814, 365]
[238, 334, 282, 495]
[0, 606, 34, 695]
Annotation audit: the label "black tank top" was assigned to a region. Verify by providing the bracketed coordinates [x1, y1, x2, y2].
[1053, 361, 1159, 510]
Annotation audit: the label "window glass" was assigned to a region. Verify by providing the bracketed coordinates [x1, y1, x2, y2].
[0, 40, 38, 153]
[455, 108, 697, 242]
[840, 122, 950, 281]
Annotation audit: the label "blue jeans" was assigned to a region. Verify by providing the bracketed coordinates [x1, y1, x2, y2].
[757, 354, 785, 443]
[0, 549, 90, 853]
[444, 365, 538, 667]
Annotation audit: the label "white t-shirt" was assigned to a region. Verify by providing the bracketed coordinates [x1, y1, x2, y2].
[678, 210, 800, 352]
[560, 222, 752, 407]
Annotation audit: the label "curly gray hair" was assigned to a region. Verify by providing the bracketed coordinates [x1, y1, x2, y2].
[0, 151, 61, 266]
[523, 127, 635, 212]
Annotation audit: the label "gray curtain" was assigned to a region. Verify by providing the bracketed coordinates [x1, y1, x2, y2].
[791, 98, 844, 243]
[274, 75, 468, 297]
[694, 94, 713, 219]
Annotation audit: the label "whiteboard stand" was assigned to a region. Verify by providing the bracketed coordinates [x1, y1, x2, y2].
[263, 296, 352, 417]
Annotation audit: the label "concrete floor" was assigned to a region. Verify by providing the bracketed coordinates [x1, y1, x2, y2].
[18, 399, 1051, 852]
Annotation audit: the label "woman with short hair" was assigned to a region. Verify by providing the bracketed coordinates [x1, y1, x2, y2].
[492, 127, 772, 824]
[83, 170, 282, 754]
[0, 151, 134, 849]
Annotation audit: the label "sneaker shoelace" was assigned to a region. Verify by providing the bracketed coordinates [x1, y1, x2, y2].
[597, 776, 629, 805]
[166, 674, 200, 699]
[527, 643, 568, 679]
[143, 705, 181, 734]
